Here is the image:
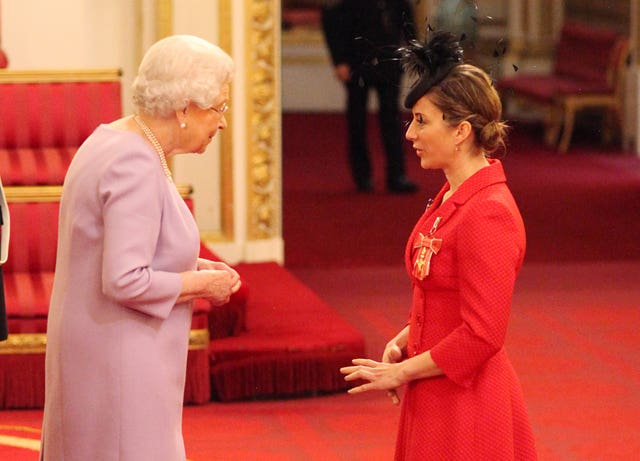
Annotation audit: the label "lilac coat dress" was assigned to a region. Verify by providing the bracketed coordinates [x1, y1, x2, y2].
[40, 125, 200, 461]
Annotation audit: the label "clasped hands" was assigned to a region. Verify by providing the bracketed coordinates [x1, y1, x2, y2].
[196, 258, 242, 306]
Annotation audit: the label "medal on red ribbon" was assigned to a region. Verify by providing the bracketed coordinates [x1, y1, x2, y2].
[412, 216, 442, 280]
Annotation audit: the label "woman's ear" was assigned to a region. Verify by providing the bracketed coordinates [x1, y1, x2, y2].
[175, 105, 188, 127]
[455, 120, 473, 144]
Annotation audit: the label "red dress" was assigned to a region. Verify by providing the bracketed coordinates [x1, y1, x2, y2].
[396, 160, 537, 460]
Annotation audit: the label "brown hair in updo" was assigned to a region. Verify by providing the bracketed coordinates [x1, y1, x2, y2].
[428, 64, 508, 156]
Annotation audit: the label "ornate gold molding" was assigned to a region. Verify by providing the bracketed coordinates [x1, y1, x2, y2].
[4, 185, 68, 203]
[218, 0, 235, 241]
[187, 328, 210, 350]
[0, 334, 47, 354]
[155, 0, 173, 39]
[0, 68, 122, 83]
[245, 0, 282, 240]
[4, 184, 193, 202]
[0, 328, 209, 354]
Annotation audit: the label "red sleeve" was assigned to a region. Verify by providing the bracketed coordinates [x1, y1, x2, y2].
[430, 197, 525, 387]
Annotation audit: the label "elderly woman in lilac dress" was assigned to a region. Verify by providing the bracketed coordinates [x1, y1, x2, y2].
[39, 35, 241, 461]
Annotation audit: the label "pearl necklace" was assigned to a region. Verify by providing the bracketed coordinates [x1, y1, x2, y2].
[133, 115, 173, 182]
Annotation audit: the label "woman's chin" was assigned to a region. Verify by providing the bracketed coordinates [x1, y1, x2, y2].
[194, 142, 209, 154]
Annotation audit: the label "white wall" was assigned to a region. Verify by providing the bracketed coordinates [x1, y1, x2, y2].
[3, 0, 132, 69]
[2, 0, 140, 115]
[281, 33, 344, 112]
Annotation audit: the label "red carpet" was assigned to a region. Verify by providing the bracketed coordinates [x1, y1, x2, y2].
[283, 113, 640, 267]
[2, 261, 639, 460]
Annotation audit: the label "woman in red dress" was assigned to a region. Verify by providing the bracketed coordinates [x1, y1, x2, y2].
[340, 32, 537, 460]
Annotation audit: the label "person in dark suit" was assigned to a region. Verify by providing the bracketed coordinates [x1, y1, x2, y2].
[321, 0, 418, 193]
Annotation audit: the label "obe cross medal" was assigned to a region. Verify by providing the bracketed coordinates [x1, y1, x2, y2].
[412, 217, 443, 280]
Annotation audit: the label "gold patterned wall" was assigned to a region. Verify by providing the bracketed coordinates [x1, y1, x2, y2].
[245, 0, 282, 240]
[217, 0, 235, 240]
[156, 0, 173, 38]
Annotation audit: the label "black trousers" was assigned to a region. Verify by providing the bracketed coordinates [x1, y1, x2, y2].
[345, 74, 407, 187]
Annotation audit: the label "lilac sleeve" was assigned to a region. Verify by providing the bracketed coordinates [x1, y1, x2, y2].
[98, 147, 182, 319]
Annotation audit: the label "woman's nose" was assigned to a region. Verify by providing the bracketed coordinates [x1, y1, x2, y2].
[405, 123, 415, 140]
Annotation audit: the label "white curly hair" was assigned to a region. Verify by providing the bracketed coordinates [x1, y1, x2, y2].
[132, 35, 234, 117]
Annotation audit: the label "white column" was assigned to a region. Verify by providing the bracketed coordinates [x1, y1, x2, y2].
[551, 0, 564, 38]
[527, 0, 542, 45]
[508, 0, 525, 47]
[502, 0, 525, 76]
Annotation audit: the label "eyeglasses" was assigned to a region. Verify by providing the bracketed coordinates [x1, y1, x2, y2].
[210, 102, 229, 115]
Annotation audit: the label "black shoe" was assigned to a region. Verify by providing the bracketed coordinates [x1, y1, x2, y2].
[387, 176, 418, 194]
[356, 179, 374, 193]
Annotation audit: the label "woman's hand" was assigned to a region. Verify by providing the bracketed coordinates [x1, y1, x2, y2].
[382, 341, 404, 364]
[382, 326, 409, 364]
[340, 359, 407, 405]
[340, 328, 443, 406]
[379, 326, 409, 404]
[178, 263, 241, 305]
[381, 340, 404, 405]
[197, 259, 242, 304]
[200, 269, 241, 306]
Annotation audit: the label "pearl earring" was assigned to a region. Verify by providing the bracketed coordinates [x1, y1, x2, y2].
[180, 122, 187, 129]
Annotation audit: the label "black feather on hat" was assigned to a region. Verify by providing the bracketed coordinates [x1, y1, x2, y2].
[399, 31, 464, 109]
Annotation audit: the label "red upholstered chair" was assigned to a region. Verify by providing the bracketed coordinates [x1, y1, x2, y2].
[0, 147, 76, 186]
[0, 69, 123, 407]
[2, 199, 58, 334]
[0, 69, 122, 185]
[0, 194, 57, 407]
[498, 22, 629, 152]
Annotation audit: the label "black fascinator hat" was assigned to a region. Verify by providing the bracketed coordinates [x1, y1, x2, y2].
[399, 31, 464, 109]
